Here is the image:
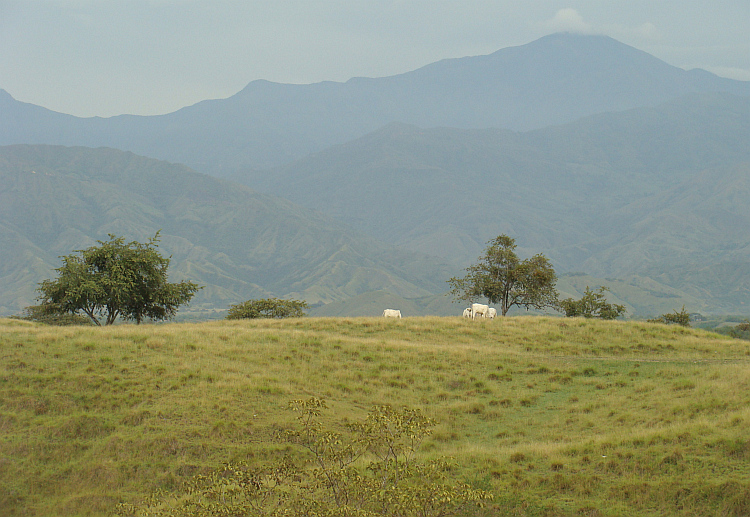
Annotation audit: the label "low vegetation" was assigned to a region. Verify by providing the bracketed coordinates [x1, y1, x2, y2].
[14, 304, 94, 326]
[116, 398, 491, 516]
[2, 316, 750, 516]
[559, 286, 627, 320]
[728, 321, 750, 340]
[648, 306, 692, 327]
[226, 298, 309, 319]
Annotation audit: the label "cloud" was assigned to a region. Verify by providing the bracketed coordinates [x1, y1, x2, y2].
[542, 8, 594, 34]
[539, 10, 661, 42]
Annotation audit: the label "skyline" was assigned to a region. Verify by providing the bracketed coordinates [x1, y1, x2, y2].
[2, 1, 749, 118]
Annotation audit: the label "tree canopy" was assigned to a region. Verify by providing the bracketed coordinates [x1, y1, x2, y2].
[448, 234, 558, 316]
[36, 233, 200, 325]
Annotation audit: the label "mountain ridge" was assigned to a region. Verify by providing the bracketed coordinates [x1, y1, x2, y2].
[0, 144, 453, 317]
[230, 92, 750, 313]
[2, 33, 748, 174]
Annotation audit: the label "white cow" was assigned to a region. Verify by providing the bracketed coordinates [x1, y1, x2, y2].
[383, 309, 402, 318]
[471, 303, 489, 320]
[487, 307, 497, 319]
[462, 307, 472, 318]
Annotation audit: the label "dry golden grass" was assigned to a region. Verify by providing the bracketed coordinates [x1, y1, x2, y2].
[1, 316, 749, 516]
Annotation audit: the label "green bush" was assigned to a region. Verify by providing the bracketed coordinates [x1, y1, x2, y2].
[728, 321, 750, 340]
[558, 286, 626, 320]
[648, 306, 691, 327]
[226, 297, 309, 319]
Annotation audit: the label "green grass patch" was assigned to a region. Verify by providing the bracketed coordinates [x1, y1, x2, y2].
[1, 316, 749, 516]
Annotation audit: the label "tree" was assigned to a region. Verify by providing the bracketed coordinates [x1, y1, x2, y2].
[448, 234, 558, 316]
[115, 398, 492, 517]
[36, 233, 200, 325]
[559, 286, 627, 320]
[226, 297, 309, 319]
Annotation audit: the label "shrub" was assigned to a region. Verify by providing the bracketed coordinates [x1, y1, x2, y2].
[648, 306, 691, 327]
[729, 320, 750, 340]
[115, 398, 492, 517]
[558, 286, 626, 320]
[226, 297, 309, 319]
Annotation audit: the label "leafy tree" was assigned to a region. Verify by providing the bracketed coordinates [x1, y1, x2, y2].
[559, 286, 627, 320]
[647, 305, 690, 327]
[447, 234, 558, 316]
[226, 297, 309, 319]
[115, 398, 492, 517]
[36, 233, 200, 325]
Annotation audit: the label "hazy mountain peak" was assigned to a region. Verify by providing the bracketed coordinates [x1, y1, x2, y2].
[2, 34, 748, 173]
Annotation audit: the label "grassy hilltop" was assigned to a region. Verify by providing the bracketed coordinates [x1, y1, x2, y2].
[2, 316, 750, 516]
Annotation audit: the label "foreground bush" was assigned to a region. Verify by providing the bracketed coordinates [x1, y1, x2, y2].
[226, 297, 309, 319]
[115, 398, 491, 517]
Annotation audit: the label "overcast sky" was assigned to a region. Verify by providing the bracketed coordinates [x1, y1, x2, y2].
[2, 1, 748, 118]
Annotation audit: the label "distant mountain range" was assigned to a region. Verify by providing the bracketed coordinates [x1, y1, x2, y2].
[246, 93, 750, 264]
[2, 33, 748, 175]
[234, 93, 750, 314]
[2, 33, 749, 318]
[0, 145, 452, 317]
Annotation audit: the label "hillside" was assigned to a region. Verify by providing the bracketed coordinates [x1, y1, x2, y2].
[2, 317, 749, 516]
[0, 145, 453, 317]
[0, 144, 720, 319]
[2, 33, 748, 174]
[240, 93, 750, 314]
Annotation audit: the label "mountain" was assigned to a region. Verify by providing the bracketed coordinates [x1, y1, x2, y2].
[0, 145, 453, 317]
[2, 33, 748, 174]
[248, 93, 750, 262]
[235, 93, 750, 314]
[0, 142, 714, 319]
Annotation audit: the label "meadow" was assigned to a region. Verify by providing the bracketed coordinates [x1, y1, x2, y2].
[1, 316, 749, 516]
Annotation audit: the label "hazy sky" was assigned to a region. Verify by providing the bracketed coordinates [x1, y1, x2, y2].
[2, 1, 748, 118]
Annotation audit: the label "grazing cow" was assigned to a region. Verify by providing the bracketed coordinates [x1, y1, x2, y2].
[383, 309, 402, 318]
[487, 307, 497, 319]
[471, 303, 489, 320]
[462, 308, 472, 318]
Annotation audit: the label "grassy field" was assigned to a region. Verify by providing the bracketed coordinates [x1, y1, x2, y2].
[1, 316, 750, 516]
